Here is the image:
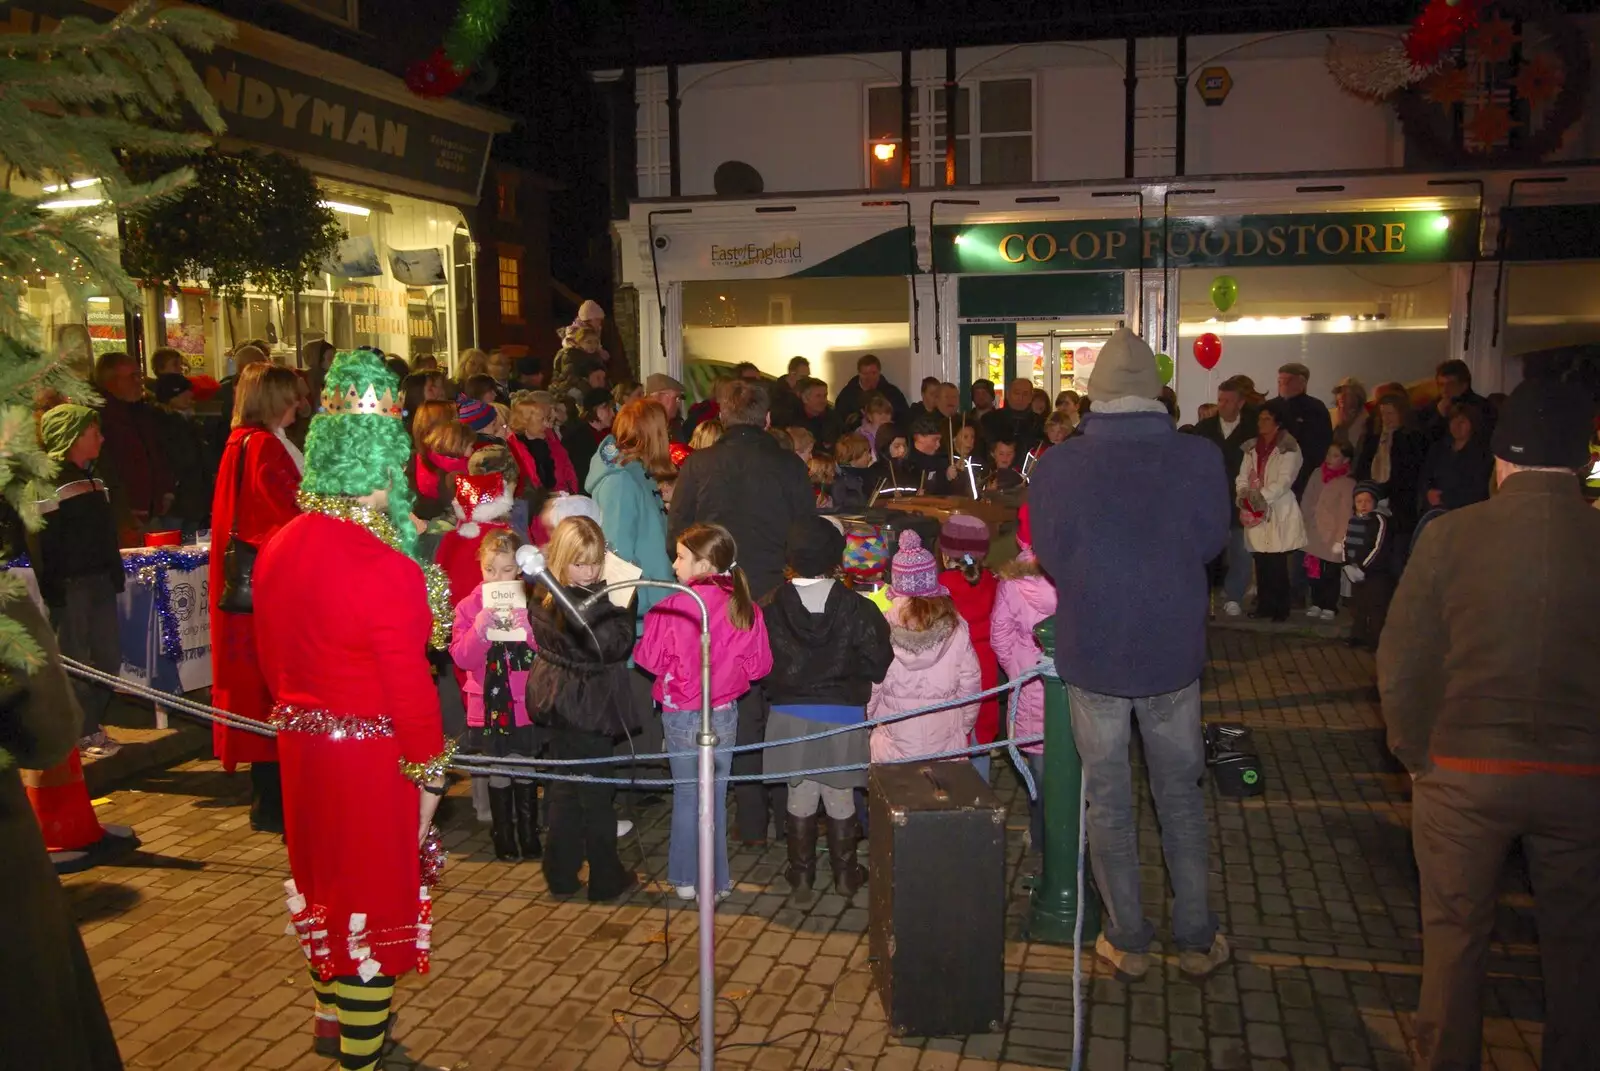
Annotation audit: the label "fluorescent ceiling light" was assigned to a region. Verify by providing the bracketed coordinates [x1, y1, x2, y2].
[41, 178, 101, 193]
[87, 296, 111, 303]
[167, 298, 180, 319]
[39, 198, 106, 210]
[320, 200, 372, 216]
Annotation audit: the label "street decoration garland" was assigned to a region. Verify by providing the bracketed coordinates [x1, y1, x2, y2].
[123, 547, 210, 665]
[405, 0, 512, 99]
[1327, 0, 1588, 168]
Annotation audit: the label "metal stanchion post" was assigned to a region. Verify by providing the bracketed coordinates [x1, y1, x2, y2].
[696, 624, 716, 1070]
[1025, 616, 1101, 944]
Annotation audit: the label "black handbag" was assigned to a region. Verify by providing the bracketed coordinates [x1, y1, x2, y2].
[217, 433, 258, 614]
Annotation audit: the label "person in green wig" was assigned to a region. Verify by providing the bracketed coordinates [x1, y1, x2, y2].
[249, 350, 454, 1068]
[32, 403, 126, 758]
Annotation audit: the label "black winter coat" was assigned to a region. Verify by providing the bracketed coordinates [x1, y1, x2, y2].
[835, 375, 910, 427]
[155, 410, 214, 528]
[1194, 407, 1259, 528]
[980, 406, 1043, 458]
[668, 424, 815, 601]
[1266, 393, 1332, 498]
[525, 581, 641, 739]
[763, 582, 893, 707]
[31, 463, 125, 607]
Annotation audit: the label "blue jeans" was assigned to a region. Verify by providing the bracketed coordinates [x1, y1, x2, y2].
[1066, 680, 1217, 954]
[1223, 526, 1253, 605]
[662, 704, 737, 891]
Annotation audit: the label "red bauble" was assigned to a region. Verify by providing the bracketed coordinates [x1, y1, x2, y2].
[1405, 0, 1484, 68]
[405, 48, 469, 98]
[1193, 333, 1223, 370]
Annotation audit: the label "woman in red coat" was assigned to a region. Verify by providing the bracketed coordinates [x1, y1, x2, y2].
[254, 350, 451, 1068]
[209, 363, 304, 832]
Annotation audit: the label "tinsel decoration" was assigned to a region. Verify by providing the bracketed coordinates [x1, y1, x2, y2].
[405, 0, 511, 99]
[399, 737, 459, 786]
[420, 825, 446, 888]
[122, 547, 210, 664]
[1327, 0, 1485, 100]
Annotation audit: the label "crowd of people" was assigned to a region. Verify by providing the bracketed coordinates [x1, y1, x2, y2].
[18, 303, 1598, 1071]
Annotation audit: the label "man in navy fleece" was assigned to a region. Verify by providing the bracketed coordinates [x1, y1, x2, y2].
[1030, 327, 1231, 982]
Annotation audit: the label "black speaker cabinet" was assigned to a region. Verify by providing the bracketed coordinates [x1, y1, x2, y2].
[868, 760, 1006, 1037]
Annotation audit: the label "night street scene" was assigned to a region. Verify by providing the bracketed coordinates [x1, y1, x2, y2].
[2, 0, 1598, 1069]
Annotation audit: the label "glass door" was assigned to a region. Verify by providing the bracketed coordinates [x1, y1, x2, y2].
[1021, 330, 1110, 397]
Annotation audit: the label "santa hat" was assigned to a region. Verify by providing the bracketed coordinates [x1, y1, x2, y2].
[452, 472, 513, 537]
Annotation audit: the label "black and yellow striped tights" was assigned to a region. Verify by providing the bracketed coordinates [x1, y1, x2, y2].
[310, 970, 394, 1070]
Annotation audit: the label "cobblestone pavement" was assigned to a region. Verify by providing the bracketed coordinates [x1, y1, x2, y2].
[65, 629, 1549, 1071]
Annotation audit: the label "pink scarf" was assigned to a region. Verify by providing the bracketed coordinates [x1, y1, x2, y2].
[1320, 459, 1351, 483]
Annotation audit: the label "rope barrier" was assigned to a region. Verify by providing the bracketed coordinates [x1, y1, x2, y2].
[59, 656, 1052, 794]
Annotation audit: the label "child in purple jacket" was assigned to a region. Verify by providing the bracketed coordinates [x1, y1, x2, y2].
[635, 522, 772, 901]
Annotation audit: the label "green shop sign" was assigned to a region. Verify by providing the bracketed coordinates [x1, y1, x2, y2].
[936, 210, 1479, 273]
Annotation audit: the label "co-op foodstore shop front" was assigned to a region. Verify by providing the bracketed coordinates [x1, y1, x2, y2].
[4, 0, 510, 376]
[934, 204, 1477, 419]
[631, 194, 1477, 418]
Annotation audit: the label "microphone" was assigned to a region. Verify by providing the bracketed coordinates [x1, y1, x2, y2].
[514, 544, 590, 632]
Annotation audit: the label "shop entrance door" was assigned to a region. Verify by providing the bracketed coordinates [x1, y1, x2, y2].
[968, 320, 1118, 399]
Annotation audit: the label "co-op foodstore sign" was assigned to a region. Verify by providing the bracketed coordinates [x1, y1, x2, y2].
[938, 209, 1480, 272]
[1, 0, 494, 202]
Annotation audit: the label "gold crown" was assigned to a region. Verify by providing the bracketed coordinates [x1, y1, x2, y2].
[322, 383, 403, 419]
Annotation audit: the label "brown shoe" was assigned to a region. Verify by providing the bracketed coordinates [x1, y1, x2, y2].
[826, 814, 867, 897]
[1095, 934, 1151, 980]
[1178, 933, 1231, 978]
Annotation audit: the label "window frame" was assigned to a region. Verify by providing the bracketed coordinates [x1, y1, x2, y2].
[496, 246, 524, 325]
[278, 0, 359, 29]
[862, 75, 1035, 189]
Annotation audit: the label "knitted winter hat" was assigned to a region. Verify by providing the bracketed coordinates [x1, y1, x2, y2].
[939, 513, 990, 561]
[1086, 327, 1160, 404]
[787, 515, 845, 578]
[452, 471, 512, 537]
[154, 372, 194, 404]
[889, 530, 948, 599]
[1353, 481, 1383, 504]
[1491, 378, 1595, 470]
[39, 403, 98, 461]
[543, 492, 602, 529]
[458, 394, 495, 431]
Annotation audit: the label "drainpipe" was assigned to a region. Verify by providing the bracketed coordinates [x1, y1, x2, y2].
[1173, 35, 1188, 177]
[900, 49, 914, 189]
[944, 46, 958, 187]
[666, 64, 681, 197]
[1123, 37, 1137, 179]
[647, 208, 692, 362]
[930, 198, 981, 368]
[1426, 177, 1485, 352]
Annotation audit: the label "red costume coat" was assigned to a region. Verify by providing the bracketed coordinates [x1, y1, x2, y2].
[254, 512, 445, 980]
[209, 426, 301, 769]
[940, 568, 1000, 744]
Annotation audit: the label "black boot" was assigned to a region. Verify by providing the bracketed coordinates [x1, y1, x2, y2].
[511, 780, 541, 860]
[249, 761, 285, 834]
[783, 811, 819, 906]
[487, 785, 518, 860]
[827, 813, 868, 897]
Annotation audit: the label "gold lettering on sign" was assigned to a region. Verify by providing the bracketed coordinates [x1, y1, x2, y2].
[1383, 223, 1407, 253]
[1237, 227, 1265, 258]
[1353, 223, 1379, 254]
[205, 66, 241, 112]
[1026, 233, 1058, 262]
[277, 86, 310, 128]
[242, 77, 274, 120]
[1067, 230, 1100, 262]
[1199, 229, 1230, 258]
[347, 112, 379, 151]
[1103, 229, 1127, 261]
[310, 100, 346, 141]
[1266, 226, 1287, 256]
[1316, 225, 1350, 256]
[1291, 224, 1317, 255]
[999, 234, 1027, 264]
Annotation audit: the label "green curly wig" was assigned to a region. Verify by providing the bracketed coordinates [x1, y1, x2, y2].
[301, 349, 418, 556]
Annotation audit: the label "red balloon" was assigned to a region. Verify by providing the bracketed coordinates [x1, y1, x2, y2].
[405, 48, 469, 98]
[1194, 332, 1223, 370]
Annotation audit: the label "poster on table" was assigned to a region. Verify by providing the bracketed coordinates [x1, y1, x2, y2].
[117, 556, 212, 695]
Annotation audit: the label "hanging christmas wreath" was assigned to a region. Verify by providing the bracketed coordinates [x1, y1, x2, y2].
[405, 0, 511, 99]
[1395, 0, 1590, 168]
[1327, 0, 1485, 100]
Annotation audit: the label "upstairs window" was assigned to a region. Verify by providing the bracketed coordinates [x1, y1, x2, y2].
[281, 0, 358, 28]
[498, 250, 523, 323]
[866, 77, 1033, 189]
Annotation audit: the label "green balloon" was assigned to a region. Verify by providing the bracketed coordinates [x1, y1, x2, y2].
[1210, 275, 1239, 313]
[1155, 352, 1175, 385]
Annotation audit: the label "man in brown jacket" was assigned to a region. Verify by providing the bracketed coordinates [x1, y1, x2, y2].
[1378, 377, 1600, 1071]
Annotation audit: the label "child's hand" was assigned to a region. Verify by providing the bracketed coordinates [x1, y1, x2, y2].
[946, 465, 959, 480]
[473, 606, 500, 637]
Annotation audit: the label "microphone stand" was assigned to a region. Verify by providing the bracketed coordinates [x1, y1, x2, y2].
[575, 578, 718, 1070]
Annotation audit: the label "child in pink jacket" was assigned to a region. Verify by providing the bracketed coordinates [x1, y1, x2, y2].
[869, 532, 982, 764]
[635, 522, 772, 901]
[450, 528, 539, 862]
[991, 534, 1056, 855]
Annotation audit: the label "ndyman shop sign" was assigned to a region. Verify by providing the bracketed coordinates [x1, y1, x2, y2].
[2, 0, 495, 203]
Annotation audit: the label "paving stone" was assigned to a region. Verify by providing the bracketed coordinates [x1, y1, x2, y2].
[61, 630, 1547, 1071]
